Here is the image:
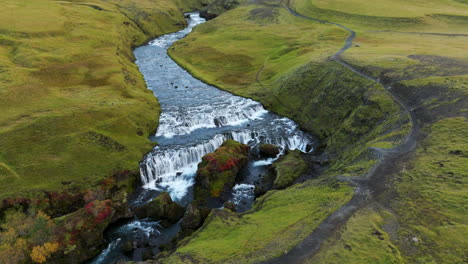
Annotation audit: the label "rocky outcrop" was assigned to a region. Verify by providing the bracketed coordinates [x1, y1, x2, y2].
[133, 192, 185, 227]
[194, 140, 250, 206]
[259, 144, 280, 158]
[272, 150, 308, 189]
[199, 0, 239, 20]
[180, 203, 212, 235]
[254, 150, 308, 196]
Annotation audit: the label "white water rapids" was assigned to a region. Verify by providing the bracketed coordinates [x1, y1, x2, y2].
[135, 13, 315, 202]
[90, 12, 317, 264]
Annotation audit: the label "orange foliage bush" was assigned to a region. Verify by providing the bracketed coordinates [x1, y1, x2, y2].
[30, 242, 59, 263]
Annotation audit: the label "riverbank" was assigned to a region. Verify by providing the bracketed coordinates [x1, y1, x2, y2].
[0, 0, 211, 262]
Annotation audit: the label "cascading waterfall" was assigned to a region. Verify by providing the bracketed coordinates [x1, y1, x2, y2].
[90, 12, 317, 264]
[156, 100, 268, 138]
[140, 118, 313, 200]
[134, 13, 315, 201]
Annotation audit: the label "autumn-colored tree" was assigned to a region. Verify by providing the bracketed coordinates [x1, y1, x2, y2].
[0, 238, 28, 264]
[30, 242, 59, 263]
[0, 209, 59, 264]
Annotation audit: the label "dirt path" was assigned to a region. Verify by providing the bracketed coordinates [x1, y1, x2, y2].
[259, 3, 420, 264]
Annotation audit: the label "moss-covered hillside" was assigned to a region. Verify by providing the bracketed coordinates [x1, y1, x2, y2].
[164, 0, 467, 262]
[0, 0, 210, 199]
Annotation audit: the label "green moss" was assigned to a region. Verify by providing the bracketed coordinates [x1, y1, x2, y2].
[194, 140, 250, 203]
[272, 150, 307, 189]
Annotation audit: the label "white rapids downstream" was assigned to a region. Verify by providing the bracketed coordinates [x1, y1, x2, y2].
[89, 12, 316, 263]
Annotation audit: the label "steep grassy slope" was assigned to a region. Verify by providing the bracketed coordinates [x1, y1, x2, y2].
[311, 118, 467, 264]
[0, 0, 209, 199]
[162, 0, 413, 262]
[163, 0, 467, 262]
[164, 180, 352, 263]
[289, 0, 468, 263]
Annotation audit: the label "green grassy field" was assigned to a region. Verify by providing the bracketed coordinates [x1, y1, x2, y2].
[0, 0, 209, 199]
[165, 0, 467, 262]
[164, 179, 353, 264]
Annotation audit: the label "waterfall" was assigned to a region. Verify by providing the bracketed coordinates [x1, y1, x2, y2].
[140, 117, 313, 200]
[156, 100, 268, 138]
[134, 12, 316, 202]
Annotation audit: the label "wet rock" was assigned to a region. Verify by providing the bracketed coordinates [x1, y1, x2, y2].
[314, 143, 327, 154]
[254, 168, 276, 197]
[194, 140, 250, 205]
[259, 144, 280, 158]
[199, 10, 218, 20]
[141, 248, 154, 261]
[133, 192, 184, 227]
[180, 203, 212, 235]
[122, 240, 133, 253]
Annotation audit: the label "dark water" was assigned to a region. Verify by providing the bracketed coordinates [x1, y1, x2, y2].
[89, 12, 316, 263]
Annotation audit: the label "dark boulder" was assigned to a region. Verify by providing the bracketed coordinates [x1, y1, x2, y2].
[180, 203, 212, 235]
[199, 10, 218, 20]
[133, 192, 184, 227]
[254, 168, 276, 197]
[122, 240, 134, 253]
[259, 144, 280, 158]
[199, 0, 239, 20]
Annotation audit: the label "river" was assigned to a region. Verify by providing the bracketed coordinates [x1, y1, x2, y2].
[88, 12, 315, 263]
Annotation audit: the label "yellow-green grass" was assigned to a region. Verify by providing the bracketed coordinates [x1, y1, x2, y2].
[290, 0, 468, 81]
[290, 0, 468, 80]
[308, 208, 404, 264]
[314, 0, 468, 18]
[308, 118, 468, 264]
[390, 117, 468, 263]
[163, 179, 353, 264]
[169, 3, 348, 94]
[0, 0, 210, 199]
